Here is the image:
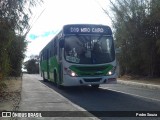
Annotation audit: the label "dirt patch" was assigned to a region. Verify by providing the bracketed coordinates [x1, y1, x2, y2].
[0, 77, 22, 111]
[118, 75, 160, 85]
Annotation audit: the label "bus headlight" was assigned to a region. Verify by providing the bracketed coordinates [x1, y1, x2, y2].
[107, 67, 116, 76]
[68, 70, 78, 77]
[64, 67, 78, 77]
[70, 71, 77, 77]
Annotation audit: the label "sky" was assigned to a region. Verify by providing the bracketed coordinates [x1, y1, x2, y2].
[25, 0, 112, 61]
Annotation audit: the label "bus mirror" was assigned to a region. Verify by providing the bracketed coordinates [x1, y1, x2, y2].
[59, 39, 64, 48]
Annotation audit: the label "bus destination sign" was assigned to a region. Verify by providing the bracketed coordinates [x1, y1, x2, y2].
[70, 27, 104, 33]
[63, 24, 112, 35]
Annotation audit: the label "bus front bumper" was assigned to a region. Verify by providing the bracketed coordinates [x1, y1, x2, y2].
[62, 75, 117, 86]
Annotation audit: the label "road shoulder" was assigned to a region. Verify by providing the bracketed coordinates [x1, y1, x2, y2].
[118, 76, 160, 90]
[0, 77, 22, 111]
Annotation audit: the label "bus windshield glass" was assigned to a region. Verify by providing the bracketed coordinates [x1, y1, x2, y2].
[64, 35, 115, 64]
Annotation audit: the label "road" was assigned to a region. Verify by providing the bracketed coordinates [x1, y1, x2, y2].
[18, 74, 160, 120]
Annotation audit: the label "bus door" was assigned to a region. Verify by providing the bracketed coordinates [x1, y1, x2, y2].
[59, 39, 64, 83]
[46, 49, 50, 79]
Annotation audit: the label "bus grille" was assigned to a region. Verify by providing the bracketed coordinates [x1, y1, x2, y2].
[70, 64, 113, 76]
[76, 66, 107, 71]
[83, 78, 102, 82]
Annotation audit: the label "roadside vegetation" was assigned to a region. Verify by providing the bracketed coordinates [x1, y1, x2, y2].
[0, 77, 22, 111]
[24, 55, 39, 74]
[105, 0, 160, 77]
[0, 0, 43, 110]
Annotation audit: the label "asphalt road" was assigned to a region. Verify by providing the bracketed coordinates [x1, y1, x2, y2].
[18, 74, 160, 120]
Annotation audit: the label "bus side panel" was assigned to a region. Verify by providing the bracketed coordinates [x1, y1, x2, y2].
[40, 60, 48, 79]
[49, 57, 54, 81]
[49, 56, 61, 84]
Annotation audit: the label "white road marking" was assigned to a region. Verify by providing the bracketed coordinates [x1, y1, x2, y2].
[100, 87, 160, 102]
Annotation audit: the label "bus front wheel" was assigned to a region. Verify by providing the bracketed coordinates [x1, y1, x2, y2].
[54, 71, 57, 84]
[91, 84, 100, 89]
[54, 71, 63, 89]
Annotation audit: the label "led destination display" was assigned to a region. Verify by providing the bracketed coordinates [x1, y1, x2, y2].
[63, 24, 112, 35]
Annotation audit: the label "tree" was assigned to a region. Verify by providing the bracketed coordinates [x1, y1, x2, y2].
[106, 0, 160, 77]
[24, 55, 39, 74]
[0, 0, 43, 78]
[8, 35, 27, 76]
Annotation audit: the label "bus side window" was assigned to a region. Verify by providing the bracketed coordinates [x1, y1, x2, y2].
[42, 51, 44, 61]
[44, 50, 47, 60]
[53, 39, 57, 56]
[41, 54, 43, 61]
[42, 51, 45, 60]
[49, 45, 52, 58]
[49, 50, 51, 58]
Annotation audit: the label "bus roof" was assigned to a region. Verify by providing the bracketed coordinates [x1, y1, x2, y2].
[63, 24, 112, 35]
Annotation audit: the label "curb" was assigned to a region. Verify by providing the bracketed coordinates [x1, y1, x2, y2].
[117, 80, 160, 90]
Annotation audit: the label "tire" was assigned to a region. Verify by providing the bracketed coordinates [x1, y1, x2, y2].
[43, 72, 47, 82]
[91, 84, 100, 89]
[54, 71, 57, 84]
[54, 71, 59, 87]
[54, 71, 63, 89]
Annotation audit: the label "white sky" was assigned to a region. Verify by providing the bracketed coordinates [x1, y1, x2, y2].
[25, 0, 112, 60]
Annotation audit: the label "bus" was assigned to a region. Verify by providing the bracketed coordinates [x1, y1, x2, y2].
[39, 24, 117, 88]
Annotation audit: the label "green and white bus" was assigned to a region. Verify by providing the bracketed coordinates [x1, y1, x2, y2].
[39, 24, 117, 88]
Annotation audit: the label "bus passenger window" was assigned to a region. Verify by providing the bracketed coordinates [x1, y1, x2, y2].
[53, 39, 57, 55]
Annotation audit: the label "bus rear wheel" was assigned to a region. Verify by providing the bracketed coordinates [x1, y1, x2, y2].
[91, 84, 100, 89]
[54, 71, 57, 84]
[43, 72, 47, 82]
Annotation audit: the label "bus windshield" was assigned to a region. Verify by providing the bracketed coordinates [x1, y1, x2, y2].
[64, 35, 115, 64]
